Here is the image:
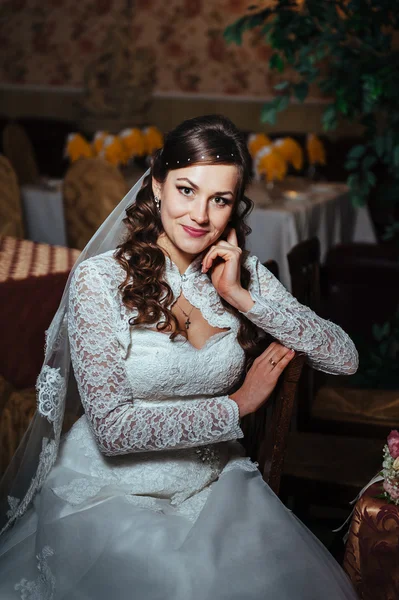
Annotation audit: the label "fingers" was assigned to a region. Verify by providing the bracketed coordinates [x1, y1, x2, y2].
[226, 228, 238, 246]
[256, 342, 295, 370]
[273, 348, 295, 373]
[202, 243, 242, 272]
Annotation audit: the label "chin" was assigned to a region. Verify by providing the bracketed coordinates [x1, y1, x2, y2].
[174, 237, 209, 255]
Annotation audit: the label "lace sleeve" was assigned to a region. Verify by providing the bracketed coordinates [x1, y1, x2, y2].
[68, 260, 243, 457]
[240, 256, 358, 375]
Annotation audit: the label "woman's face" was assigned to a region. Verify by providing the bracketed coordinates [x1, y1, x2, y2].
[153, 164, 238, 261]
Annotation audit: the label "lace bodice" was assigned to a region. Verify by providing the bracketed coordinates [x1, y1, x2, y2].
[68, 250, 358, 457]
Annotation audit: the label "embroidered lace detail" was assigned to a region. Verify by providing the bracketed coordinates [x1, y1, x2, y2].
[68, 256, 243, 457]
[15, 546, 55, 600]
[6, 496, 20, 519]
[52, 477, 104, 505]
[241, 255, 359, 375]
[36, 366, 66, 425]
[1, 438, 58, 536]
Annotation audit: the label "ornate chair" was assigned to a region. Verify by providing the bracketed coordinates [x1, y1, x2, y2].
[240, 352, 306, 495]
[63, 157, 129, 250]
[2, 122, 40, 185]
[0, 155, 24, 238]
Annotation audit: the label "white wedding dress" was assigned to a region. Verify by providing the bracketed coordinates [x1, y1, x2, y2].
[0, 250, 359, 599]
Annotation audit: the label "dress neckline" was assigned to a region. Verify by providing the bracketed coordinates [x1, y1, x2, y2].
[164, 252, 205, 281]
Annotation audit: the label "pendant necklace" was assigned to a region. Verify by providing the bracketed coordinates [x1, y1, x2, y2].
[176, 302, 195, 329]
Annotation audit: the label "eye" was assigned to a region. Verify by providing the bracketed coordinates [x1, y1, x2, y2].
[177, 186, 194, 196]
[212, 196, 230, 207]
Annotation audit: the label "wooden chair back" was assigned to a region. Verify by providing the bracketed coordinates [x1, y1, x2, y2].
[2, 122, 40, 185]
[240, 353, 306, 495]
[63, 157, 129, 250]
[0, 155, 24, 238]
[239, 257, 305, 496]
[287, 237, 322, 430]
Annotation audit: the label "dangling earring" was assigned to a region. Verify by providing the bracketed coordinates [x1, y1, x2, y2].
[154, 195, 161, 212]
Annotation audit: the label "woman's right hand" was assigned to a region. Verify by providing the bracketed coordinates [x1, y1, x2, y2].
[229, 342, 296, 418]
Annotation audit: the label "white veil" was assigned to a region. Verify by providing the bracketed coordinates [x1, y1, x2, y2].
[0, 168, 151, 536]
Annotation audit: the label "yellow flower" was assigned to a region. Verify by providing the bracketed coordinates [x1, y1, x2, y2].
[273, 137, 304, 171]
[92, 131, 109, 156]
[307, 134, 326, 166]
[99, 135, 126, 166]
[142, 126, 164, 155]
[248, 133, 272, 158]
[64, 133, 93, 162]
[118, 128, 146, 162]
[255, 146, 287, 183]
[393, 457, 399, 471]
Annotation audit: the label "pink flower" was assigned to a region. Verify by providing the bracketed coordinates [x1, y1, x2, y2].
[387, 430, 399, 459]
[383, 479, 399, 501]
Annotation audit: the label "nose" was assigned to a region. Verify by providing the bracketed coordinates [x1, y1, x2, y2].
[190, 199, 209, 225]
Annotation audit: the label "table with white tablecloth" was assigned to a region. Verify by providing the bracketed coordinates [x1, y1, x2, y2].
[245, 179, 376, 289]
[21, 177, 376, 289]
[21, 182, 67, 247]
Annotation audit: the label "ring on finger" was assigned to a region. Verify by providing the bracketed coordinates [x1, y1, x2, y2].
[269, 357, 277, 367]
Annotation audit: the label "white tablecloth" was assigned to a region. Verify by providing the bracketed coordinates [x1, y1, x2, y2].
[20, 177, 376, 290]
[245, 179, 376, 289]
[21, 182, 67, 247]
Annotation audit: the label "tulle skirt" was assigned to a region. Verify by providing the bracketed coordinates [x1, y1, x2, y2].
[0, 423, 358, 599]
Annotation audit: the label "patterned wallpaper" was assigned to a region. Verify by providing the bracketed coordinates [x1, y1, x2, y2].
[0, 0, 315, 98]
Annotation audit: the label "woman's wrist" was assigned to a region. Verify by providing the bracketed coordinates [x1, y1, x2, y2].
[224, 288, 255, 313]
[229, 391, 248, 419]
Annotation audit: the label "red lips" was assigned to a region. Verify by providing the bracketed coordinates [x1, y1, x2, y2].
[182, 225, 208, 237]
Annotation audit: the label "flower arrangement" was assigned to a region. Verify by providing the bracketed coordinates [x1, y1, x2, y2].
[306, 134, 326, 166]
[98, 135, 126, 166]
[64, 134, 93, 162]
[64, 126, 164, 166]
[142, 126, 164, 155]
[254, 145, 287, 183]
[247, 133, 271, 158]
[92, 131, 109, 156]
[380, 430, 399, 504]
[273, 137, 304, 171]
[119, 128, 146, 162]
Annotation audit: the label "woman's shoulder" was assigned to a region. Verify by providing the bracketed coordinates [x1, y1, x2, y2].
[72, 250, 126, 286]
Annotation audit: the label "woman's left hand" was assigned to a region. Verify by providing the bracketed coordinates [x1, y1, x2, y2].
[201, 229, 254, 312]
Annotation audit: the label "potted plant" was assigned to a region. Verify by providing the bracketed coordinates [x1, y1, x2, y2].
[224, 0, 399, 246]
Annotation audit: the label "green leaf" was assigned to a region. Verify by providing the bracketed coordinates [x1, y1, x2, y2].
[348, 145, 366, 160]
[345, 160, 359, 171]
[293, 81, 309, 103]
[362, 155, 377, 170]
[351, 194, 366, 208]
[260, 95, 290, 124]
[322, 105, 337, 131]
[366, 171, 377, 186]
[347, 173, 359, 188]
[274, 80, 290, 91]
[269, 53, 285, 73]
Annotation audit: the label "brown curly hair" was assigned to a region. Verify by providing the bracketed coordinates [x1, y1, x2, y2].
[115, 115, 271, 378]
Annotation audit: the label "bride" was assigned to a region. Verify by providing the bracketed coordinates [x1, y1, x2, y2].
[0, 115, 359, 599]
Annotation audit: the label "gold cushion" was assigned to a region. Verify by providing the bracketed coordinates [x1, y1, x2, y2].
[312, 386, 399, 428]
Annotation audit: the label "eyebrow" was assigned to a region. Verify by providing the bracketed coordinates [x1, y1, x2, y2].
[176, 177, 234, 197]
